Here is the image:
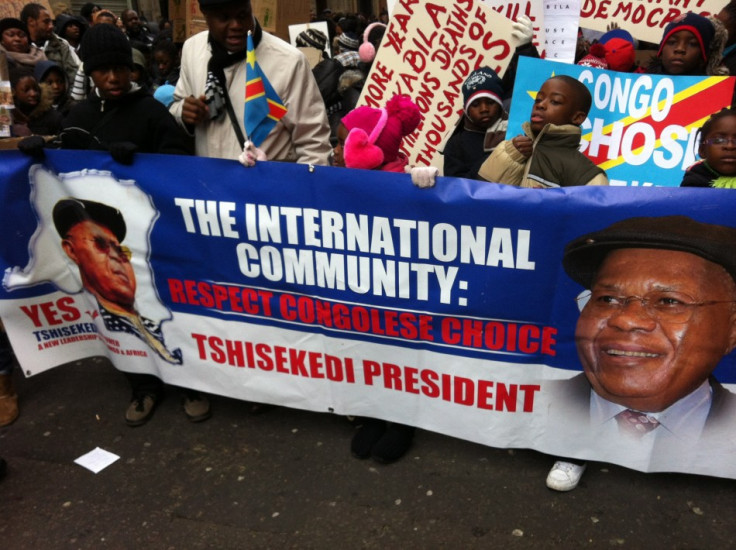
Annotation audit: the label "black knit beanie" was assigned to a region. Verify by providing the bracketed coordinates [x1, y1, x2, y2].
[80, 24, 133, 75]
[0, 18, 29, 37]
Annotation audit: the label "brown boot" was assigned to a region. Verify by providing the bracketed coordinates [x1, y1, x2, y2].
[0, 374, 18, 426]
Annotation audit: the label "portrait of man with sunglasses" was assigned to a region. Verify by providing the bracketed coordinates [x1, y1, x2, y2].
[53, 198, 182, 365]
[541, 215, 736, 479]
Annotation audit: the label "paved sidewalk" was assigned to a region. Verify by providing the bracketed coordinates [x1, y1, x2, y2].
[1, 358, 735, 548]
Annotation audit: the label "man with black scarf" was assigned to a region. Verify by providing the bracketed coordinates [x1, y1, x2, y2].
[169, 0, 331, 163]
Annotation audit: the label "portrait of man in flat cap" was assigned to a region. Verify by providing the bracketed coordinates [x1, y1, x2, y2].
[53, 198, 181, 365]
[542, 215, 736, 472]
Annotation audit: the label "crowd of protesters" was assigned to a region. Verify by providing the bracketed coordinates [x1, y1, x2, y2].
[2, 0, 736, 491]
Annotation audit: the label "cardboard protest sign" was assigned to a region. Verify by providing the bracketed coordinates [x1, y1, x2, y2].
[507, 57, 736, 186]
[358, 0, 517, 167]
[480, 0, 546, 57]
[579, 0, 722, 45]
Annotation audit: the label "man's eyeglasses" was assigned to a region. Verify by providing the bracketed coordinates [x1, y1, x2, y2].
[68, 235, 132, 261]
[576, 290, 736, 324]
[702, 137, 736, 147]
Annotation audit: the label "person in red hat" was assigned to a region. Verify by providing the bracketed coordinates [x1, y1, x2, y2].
[599, 28, 638, 73]
[648, 12, 728, 76]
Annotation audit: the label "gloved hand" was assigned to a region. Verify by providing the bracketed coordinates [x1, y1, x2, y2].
[108, 141, 137, 165]
[407, 165, 439, 188]
[511, 15, 534, 47]
[17, 135, 46, 159]
[238, 140, 268, 167]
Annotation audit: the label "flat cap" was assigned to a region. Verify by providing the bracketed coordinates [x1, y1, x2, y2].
[563, 215, 736, 288]
[53, 198, 127, 242]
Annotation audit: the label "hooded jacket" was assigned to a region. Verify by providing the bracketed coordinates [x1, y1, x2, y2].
[11, 80, 62, 136]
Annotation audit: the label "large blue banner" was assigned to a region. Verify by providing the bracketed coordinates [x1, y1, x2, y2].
[2, 149, 736, 478]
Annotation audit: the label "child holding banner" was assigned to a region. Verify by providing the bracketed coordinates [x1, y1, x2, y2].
[477, 75, 608, 189]
[443, 67, 508, 180]
[681, 107, 736, 188]
[332, 94, 420, 173]
[476, 74, 608, 490]
[336, 94, 422, 462]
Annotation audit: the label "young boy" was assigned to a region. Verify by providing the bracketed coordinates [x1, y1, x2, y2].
[477, 75, 608, 188]
[648, 12, 727, 76]
[56, 24, 206, 427]
[34, 60, 74, 115]
[443, 66, 508, 179]
[478, 74, 608, 493]
[60, 24, 191, 157]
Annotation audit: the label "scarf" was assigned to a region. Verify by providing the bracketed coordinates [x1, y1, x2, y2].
[1, 44, 47, 68]
[204, 19, 262, 121]
[700, 161, 736, 188]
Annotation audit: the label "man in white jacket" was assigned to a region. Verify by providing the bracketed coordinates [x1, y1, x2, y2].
[169, 0, 331, 164]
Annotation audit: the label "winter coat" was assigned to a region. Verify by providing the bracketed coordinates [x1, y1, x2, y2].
[170, 29, 331, 163]
[443, 117, 508, 179]
[11, 84, 62, 136]
[478, 122, 608, 188]
[60, 86, 191, 155]
[36, 33, 81, 86]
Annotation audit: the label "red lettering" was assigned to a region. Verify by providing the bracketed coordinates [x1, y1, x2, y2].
[520, 384, 541, 412]
[274, 346, 288, 373]
[477, 380, 494, 410]
[169, 278, 185, 303]
[363, 360, 381, 385]
[289, 348, 308, 376]
[255, 343, 273, 370]
[225, 339, 245, 367]
[191, 333, 207, 358]
[57, 297, 80, 322]
[454, 376, 474, 406]
[383, 362, 402, 390]
[404, 366, 420, 394]
[309, 351, 325, 379]
[421, 368, 439, 398]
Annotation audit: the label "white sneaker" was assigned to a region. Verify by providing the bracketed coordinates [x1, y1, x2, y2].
[546, 460, 587, 491]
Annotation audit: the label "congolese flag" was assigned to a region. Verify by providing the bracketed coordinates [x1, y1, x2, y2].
[244, 32, 287, 147]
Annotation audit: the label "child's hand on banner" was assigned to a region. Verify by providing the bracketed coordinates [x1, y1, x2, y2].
[407, 166, 439, 188]
[238, 140, 268, 167]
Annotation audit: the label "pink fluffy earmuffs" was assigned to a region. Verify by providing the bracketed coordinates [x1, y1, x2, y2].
[342, 94, 421, 170]
[359, 22, 387, 63]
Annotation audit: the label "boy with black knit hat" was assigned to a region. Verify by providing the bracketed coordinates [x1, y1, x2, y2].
[443, 66, 508, 179]
[60, 23, 191, 157]
[54, 24, 207, 428]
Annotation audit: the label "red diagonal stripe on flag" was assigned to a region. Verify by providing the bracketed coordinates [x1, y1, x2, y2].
[584, 78, 734, 165]
[245, 79, 266, 101]
[267, 99, 287, 121]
